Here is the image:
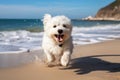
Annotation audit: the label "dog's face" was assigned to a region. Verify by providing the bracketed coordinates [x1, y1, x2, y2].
[43, 14, 72, 44]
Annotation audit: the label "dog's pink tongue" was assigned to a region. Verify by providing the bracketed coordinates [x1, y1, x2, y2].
[58, 35, 63, 42]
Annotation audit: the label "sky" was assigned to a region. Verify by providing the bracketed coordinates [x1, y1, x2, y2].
[0, 0, 114, 19]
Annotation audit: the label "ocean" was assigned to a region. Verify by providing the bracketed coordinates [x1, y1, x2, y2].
[0, 19, 120, 53]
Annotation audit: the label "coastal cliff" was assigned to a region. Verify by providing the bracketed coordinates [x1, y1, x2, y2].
[95, 0, 120, 20]
[83, 0, 120, 20]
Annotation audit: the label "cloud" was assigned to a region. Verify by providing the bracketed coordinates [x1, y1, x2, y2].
[0, 5, 45, 18]
[0, 4, 88, 19]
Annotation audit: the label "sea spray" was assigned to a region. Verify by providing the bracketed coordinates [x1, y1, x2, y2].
[0, 19, 120, 53]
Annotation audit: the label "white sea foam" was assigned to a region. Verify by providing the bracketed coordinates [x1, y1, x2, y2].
[72, 24, 120, 45]
[0, 24, 120, 53]
[0, 30, 43, 53]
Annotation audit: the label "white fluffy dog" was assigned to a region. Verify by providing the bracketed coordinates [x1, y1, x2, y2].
[42, 14, 73, 67]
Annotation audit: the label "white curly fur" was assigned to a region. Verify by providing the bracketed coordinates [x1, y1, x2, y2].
[42, 14, 73, 67]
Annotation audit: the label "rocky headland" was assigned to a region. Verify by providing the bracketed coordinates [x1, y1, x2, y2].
[83, 0, 120, 21]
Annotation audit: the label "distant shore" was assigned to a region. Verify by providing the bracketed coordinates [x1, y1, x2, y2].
[82, 16, 120, 21]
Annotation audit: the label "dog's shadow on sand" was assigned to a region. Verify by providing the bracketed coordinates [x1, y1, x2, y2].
[63, 55, 120, 75]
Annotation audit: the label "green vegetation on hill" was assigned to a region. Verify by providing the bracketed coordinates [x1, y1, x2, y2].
[107, 0, 120, 9]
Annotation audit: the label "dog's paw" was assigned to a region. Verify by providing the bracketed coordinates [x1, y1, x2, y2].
[61, 62, 69, 67]
[61, 57, 69, 67]
[46, 62, 55, 67]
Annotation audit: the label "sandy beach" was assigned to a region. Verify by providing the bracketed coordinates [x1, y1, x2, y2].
[0, 40, 120, 80]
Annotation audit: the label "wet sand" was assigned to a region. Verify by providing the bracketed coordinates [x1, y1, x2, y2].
[0, 40, 120, 80]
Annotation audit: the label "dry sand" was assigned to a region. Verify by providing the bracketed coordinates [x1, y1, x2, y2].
[0, 40, 120, 80]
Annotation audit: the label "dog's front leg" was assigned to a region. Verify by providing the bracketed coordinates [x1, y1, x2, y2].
[60, 50, 71, 67]
[44, 50, 54, 63]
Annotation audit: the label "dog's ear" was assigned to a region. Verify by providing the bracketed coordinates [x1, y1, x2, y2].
[43, 14, 52, 25]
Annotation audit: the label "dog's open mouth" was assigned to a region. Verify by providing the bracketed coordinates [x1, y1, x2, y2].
[54, 34, 64, 42]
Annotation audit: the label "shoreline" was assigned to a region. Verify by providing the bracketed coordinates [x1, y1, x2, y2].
[0, 39, 118, 68]
[0, 40, 120, 80]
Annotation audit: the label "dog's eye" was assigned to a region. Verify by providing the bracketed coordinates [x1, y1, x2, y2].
[53, 25, 56, 28]
[63, 24, 67, 28]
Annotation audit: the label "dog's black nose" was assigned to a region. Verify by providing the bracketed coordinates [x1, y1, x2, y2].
[58, 29, 63, 34]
